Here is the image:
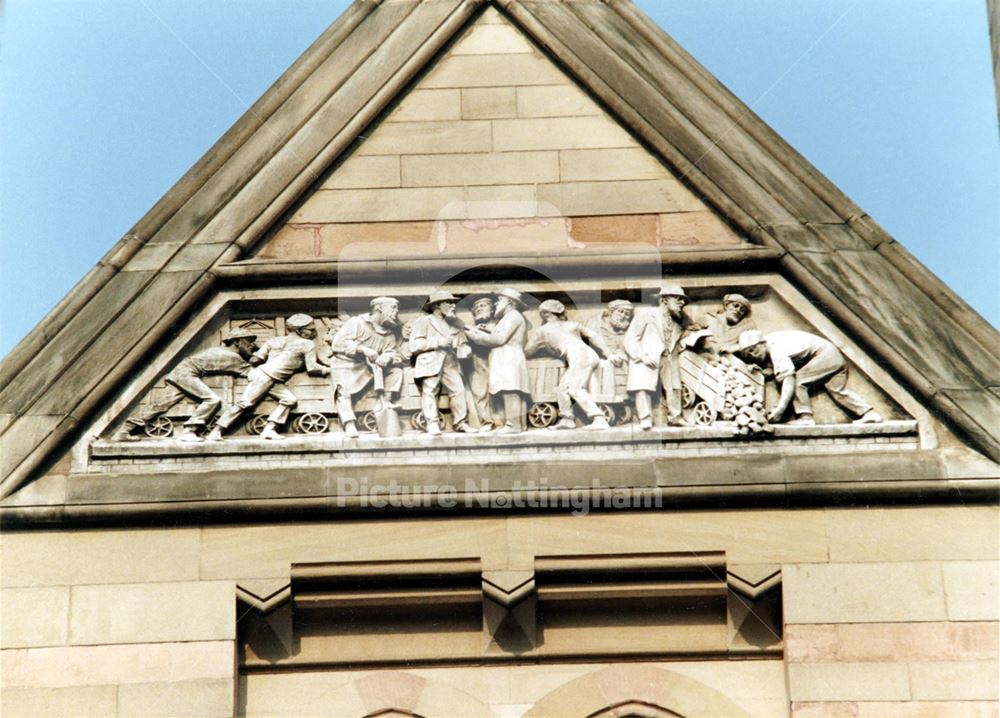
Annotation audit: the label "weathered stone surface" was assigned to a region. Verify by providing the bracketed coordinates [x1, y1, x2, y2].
[942, 561, 1000, 620]
[493, 117, 635, 152]
[787, 662, 910, 702]
[786, 621, 999, 662]
[783, 563, 948, 624]
[117, 679, 235, 718]
[422, 53, 566, 88]
[538, 179, 702, 216]
[451, 22, 534, 55]
[321, 155, 401, 189]
[385, 88, 462, 123]
[516, 85, 602, 118]
[355, 120, 492, 156]
[908, 660, 999, 700]
[69, 581, 235, 645]
[461, 87, 517, 119]
[401, 151, 558, 187]
[0, 685, 118, 717]
[559, 148, 670, 182]
[793, 702, 1000, 718]
[0, 587, 69, 648]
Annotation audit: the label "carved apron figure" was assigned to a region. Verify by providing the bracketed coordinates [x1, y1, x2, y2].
[736, 329, 882, 425]
[113, 328, 258, 442]
[463, 288, 531, 434]
[625, 285, 694, 429]
[525, 299, 611, 431]
[409, 291, 473, 435]
[208, 314, 329, 440]
[329, 297, 404, 438]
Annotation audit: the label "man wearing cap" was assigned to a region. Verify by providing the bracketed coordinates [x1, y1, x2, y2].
[329, 297, 405, 438]
[113, 328, 259, 442]
[625, 285, 695, 429]
[703, 293, 756, 354]
[585, 299, 633, 361]
[409, 291, 473, 435]
[525, 299, 612, 431]
[463, 288, 531, 434]
[736, 329, 882, 426]
[208, 313, 329, 441]
[464, 296, 498, 431]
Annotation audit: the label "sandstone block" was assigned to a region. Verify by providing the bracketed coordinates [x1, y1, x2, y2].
[117, 679, 235, 718]
[538, 179, 702, 216]
[422, 54, 565, 89]
[516, 85, 602, 118]
[560, 148, 670, 182]
[783, 562, 947, 624]
[402, 151, 557, 187]
[942, 561, 999, 620]
[386, 89, 461, 123]
[0, 685, 117, 717]
[658, 210, 743, 246]
[0, 587, 69, 648]
[787, 662, 910, 702]
[355, 120, 491, 156]
[452, 23, 533, 55]
[292, 187, 467, 223]
[322, 155, 401, 190]
[69, 581, 235, 646]
[909, 660, 999, 700]
[462, 87, 517, 119]
[493, 117, 634, 151]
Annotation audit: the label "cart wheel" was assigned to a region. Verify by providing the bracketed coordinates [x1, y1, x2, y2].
[359, 411, 378, 433]
[144, 416, 173, 439]
[600, 404, 617, 425]
[410, 412, 428, 432]
[618, 404, 634, 425]
[247, 414, 269, 435]
[527, 402, 558, 429]
[681, 385, 696, 408]
[294, 412, 329, 435]
[692, 401, 716, 426]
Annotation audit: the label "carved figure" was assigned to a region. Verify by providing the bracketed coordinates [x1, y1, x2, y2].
[463, 288, 531, 434]
[207, 314, 329, 440]
[465, 296, 497, 431]
[409, 291, 474, 435]
[584, 299, 632, 361]
[112, 328, 259, 442]
[329, 297, 404, 438]
[625, 285, 695, 430]
[703, 293, 756, 354]
[524, 299, 611, 431]
[736, 329, 882, 425]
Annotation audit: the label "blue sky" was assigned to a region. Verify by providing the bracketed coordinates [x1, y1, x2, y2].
[1, 1, 997, 358]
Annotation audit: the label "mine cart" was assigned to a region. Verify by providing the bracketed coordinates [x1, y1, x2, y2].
[679, 351, 766, 428]
[525, 357, 632, 429]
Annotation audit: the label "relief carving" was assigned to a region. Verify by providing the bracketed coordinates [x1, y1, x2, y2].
[109, 285, 888, 443]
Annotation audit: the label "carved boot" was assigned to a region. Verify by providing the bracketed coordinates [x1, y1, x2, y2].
[343, 420, 360, 439]
[176, 427, 203, 442]
[639, 417, 653, 430]
[583, 415, 611, 431]
[853, 409, 882, 424]
[205, 427, 224, 442]
[259, 422, 283, 440]
[549, 418, 576, 431]
[787, 414, 816, 426]
[426, 421, 442, 436]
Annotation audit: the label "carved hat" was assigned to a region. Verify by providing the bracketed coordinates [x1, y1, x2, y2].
[723, 293, 751, 312]
[470, 295, 495, 308]
[495, 288, 528, 308]
[286, 313, 315, 330]
[657, 285, 687, 298]
[538, 299, 566, 315]
[607, 299, 634, 311]
[222, 327, 257, 344]
[737, 329, 766, 352]
[422, 290, 460, 312]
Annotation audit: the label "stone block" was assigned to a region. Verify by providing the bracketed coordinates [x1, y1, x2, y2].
[386, 89, 461, 123]
[69, 581, 235, 646]
[786, 621, 999, 662]
[422, 54, 566, 88]
[560, 148, 670, 182]
[462, 87, 517, 119]
[117, 679, 235, 718]
[516, 85, 602, 118]
[568, 214, 658, 246]
[658, 210, 744, 246]
[322, 155, 401, 190]
[310, 220, 436, 259]
[493, 117, 635, 151]
[826, 506, 1000, 562]
[256, 225, 320, 258]
[402, 151, 557, 187]
[783, 562, 947, 624]
[909, 660, 998, 700]
[355, 120, 492, 156]
[1, 528, 200, 588]
[463, 185, 541, 219]
[942, 561, 999, 620]
[0, 685, 118, 717]
[0, 587, 69, 648]
[1, 641, 234, 687]
[787, 662, 910, 702]
[791, 703, 858, 718]
[452, 23, 533, 55]
[857, 701, 1000, 717]
[538, 179, 703, 216]
[292, 187, 467, 223]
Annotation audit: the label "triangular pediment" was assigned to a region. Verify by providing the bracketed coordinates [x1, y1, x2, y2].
[1, 0, 997, 518]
